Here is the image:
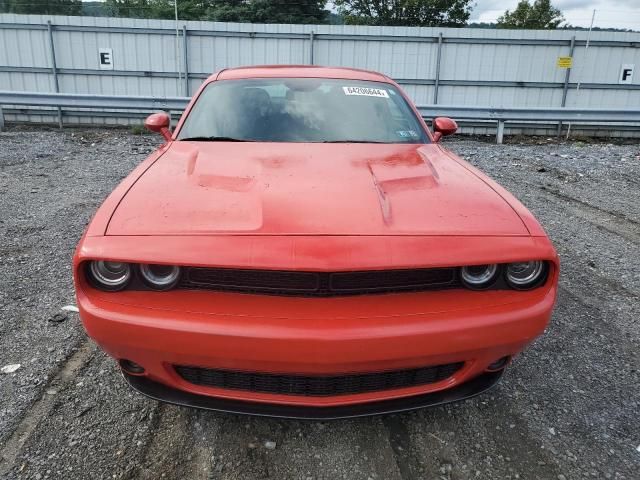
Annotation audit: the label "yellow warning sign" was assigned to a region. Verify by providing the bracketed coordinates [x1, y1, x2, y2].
[557, 56, 573, 68]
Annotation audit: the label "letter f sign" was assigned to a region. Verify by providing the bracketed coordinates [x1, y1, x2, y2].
[619, 64, 634, 84]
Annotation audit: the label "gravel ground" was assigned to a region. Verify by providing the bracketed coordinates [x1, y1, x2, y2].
[0, 128, 638, 480]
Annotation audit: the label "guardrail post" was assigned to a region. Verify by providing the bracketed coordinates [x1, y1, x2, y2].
[496, 120, 505, 144]
[0, 106, 5, 132]
[433, 33, 443, 104]
[46, 21, 63, 128]
[558, 35, 576, 136]
[309, 31, 315, 65]
[182, 25, 189, 97]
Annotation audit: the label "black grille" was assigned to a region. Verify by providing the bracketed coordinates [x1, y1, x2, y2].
[180, 267, 458, 296]
[174, 363, 464, 397]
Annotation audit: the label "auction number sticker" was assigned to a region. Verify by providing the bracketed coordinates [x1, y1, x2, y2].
[397, 130, 419, 138]
[343, 86, 389, 98]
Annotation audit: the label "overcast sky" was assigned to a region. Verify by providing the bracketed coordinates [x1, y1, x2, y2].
[471, 0, 640, 29]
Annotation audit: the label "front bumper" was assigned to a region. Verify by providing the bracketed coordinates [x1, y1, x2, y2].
[77, 278, 556, 414]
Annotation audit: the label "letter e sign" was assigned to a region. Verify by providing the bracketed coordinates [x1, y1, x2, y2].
[619, 64, 634, 85]
[99, 48, 113, 70]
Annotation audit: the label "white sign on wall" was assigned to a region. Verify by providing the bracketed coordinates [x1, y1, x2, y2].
[99, 48, 113, 70]
[619, 64, 634, 84]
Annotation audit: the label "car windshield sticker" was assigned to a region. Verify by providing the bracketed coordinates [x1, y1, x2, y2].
[397, 130, 419, 138]
[342, 86, 389, 98]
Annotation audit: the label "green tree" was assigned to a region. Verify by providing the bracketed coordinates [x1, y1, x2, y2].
[104, 0, 156, 18]
[334, 0, 473, 27]
[206, 0, 251, 22]
[82, 1, 111, 16]
[496, 0, 565, 29]
[243, 0, 328, 24]
[206, 0, 328, 23]
[104, 0, 328, 23]
[149, 0, 215, 20]
[105, 0, 221, 20]
[1, 0, 81, 15]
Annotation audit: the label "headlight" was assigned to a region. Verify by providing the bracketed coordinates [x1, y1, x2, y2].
[139, 264, 181, 290]
[460, 264, 498, 290]
[88, 261, 131, 291]
[506, 261, 546, 289]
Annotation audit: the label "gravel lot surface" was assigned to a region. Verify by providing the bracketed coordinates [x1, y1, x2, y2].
[0, 128, 638, 480]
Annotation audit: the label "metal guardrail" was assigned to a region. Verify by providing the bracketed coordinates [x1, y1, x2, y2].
[417, 105, 640, 142]
[1, 91, 639, 143]
[0, 91, 188, 111]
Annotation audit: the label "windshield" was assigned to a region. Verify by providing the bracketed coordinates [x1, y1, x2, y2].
[177, 78, 429, 144]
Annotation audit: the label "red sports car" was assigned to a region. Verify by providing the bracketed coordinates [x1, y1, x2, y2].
[74, 66, 558, 418]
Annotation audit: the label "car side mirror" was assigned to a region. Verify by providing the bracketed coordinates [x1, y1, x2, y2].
[432, 117, 458, 142]
[144, 112, 172, 141]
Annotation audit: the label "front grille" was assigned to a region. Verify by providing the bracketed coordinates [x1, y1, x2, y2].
[174, 363, 464, 397]
[180, 267, 458, 296]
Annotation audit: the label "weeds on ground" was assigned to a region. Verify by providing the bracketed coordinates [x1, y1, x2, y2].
[130, 124, 146, 135]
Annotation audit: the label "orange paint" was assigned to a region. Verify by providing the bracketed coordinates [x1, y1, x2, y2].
[73, 66, 558, 415]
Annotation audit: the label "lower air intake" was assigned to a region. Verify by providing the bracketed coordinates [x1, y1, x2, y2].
[174, 362, 464, 397]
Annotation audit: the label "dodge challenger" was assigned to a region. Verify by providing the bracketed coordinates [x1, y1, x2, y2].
[74, 66, 559, 419]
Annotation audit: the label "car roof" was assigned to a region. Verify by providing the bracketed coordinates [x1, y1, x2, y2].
[215, 65, 393, 83]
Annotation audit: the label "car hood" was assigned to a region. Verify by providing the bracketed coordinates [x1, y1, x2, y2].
[106, 142, 529, 236]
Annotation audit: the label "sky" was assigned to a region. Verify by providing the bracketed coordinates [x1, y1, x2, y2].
[470, 0, 640, 29]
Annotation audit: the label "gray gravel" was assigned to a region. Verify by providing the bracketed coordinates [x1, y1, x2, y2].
[1, 128, 639, 480]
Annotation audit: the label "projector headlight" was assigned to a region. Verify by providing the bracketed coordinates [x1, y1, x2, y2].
[139, 264, 181, 291]
[460, 264, 499, 290]
[505, 261, 547, 290]
[88, 261, 131, 291]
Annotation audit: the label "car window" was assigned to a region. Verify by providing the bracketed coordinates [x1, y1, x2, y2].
[177, 78, 429, 144]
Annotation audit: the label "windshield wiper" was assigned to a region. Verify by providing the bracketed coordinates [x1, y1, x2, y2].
[179, 136, 256, 142]
[321, 140, 388, 144]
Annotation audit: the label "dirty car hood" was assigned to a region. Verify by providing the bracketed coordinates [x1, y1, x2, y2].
[106, 142, 529, 236]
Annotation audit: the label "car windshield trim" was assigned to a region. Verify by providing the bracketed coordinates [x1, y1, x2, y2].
[179, 136, 257, 142]
[320, 140, 388, 144]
